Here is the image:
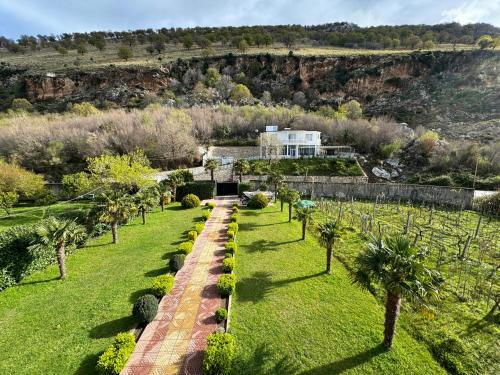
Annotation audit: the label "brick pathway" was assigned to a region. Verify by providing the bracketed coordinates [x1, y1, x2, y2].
[122, 197, 236, 375]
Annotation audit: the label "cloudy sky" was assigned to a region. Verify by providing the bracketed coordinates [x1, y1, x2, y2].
[0, 0, 499, 39]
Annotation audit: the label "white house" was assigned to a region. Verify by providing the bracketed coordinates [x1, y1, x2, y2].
[259, 126, 321, 159]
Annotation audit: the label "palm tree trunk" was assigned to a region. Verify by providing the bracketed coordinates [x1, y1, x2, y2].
[211, 170, 214, 181]
[280, 200, 284, 212]
[288, 203, 292, 222]
[173, 186, 177, 202]
[141, 208, 146, 225]
[383, 291, 401, 348]
[56, 242, 66, 280]
[239, 172, 242, 183]
[302, 220, 306, 240]
[326, 245, 333, 274]
[160, 195, 164, 211]
[111, 221, 118, 244]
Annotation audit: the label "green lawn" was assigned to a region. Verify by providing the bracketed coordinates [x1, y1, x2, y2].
[231, 205, 445, 374]
[0, 202, 92, 231]
[0, 203, 200, 374]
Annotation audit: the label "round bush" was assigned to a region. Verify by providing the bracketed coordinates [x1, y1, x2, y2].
[232, 207, 239, 214]
[229, 214, 238, 223]
[227, 230, 235, 240]
[206, 201, 216, 209]
[188, 230, 198, 241]
[202, 210, 212, 221]
[224, 252, 233, 259]
[228, 222, 239, 233]
[181, 194, 201, 209]
[222, 258, 235, 273]
[178, 241, 194, 255]
[170, 253, 186, 272]
[217, 274, 236, 297]
[202, 332, 235, 375]
[247, 193, 268, 209]
[232, 203, 239, 209]
[225, 241, 237, 254]
[132, 294, 158, 324]
[215, 308, 228, 323]
[151, 274, 175, 297]
[194, 223, 205, 234]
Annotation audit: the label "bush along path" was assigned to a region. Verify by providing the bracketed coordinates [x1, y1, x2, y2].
[122, 197, 236, 375]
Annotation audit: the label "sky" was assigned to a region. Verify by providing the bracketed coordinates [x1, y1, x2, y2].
[0, 0, 499, 39]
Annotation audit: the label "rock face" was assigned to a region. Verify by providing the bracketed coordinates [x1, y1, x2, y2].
[1, 50, 499, 140]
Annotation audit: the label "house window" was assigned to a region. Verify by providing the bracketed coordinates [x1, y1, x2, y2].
[288, 134, 296, 141]
[305, 133, 313, 141]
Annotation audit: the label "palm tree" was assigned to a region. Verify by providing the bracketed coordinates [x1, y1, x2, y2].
[30, 217, 86, 280]
[317, 220, 343, 274]
[233, 159, 250, 182]
[266, 169, 284, 201]
[295, 207, 315, 240]
[166, 173, 185, 201]
[159, 190, 172, 212]
[98, 194, 137, 244]
[134, 188, 159, 225]
[277, 187, 287, 212]
[204, 158, 219, 181]
[352, 235, 443, 348]
[285, 189, 300, 222]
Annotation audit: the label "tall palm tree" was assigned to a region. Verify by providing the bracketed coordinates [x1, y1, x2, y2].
[285, 189, 300, 222]
[295, 207, 315, 240]
[277, 187, 287, 212]
[134, 188, 159, 225]
[233, 159, 250, 182]
[352, 235, 443, 348]
[204, 158, 219, 181]
[30, 217, 86, 280]
[266, 169, 284, 201]
[317, 220, 343, 274]
[98, 194, 137, 244]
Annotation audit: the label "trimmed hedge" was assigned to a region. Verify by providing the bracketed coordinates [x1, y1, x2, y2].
[247, 193, 269, 209]
[202, 210, 212, 221]
[229, 214, 238, 223]
[176, 181, 215, 201]
[228, 222, 239, 233]
[217, 274, 236, 296]
[215, 308, 228, 323]
[151, 274, 174, 297]
[178, 241, 194, 255]
[181, 194, 201, 209]
[225, 252, 233, 259]
[206, 201, 216, 209]
[194, 223, 205, 234]
[132, 294, 158, 324]
[222, 258, 235, 273]
[227, 230, 235, 240]
[170, 253, 186, 272]
[238, 183, 252, 196]
[188, 230, 198, 241]
[96, 332, 136, 375]
[225, 241, 237, 254]
[202, 332, 235, 375]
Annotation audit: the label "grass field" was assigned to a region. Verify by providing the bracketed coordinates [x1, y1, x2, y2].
[231, 205, 445, 374]
[0, 202, 92, 231]
[0, 42, 476, 74]
[0, 203, 200, 374]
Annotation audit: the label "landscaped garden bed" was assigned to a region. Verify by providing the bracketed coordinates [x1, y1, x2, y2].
[248, 157, 365, 176]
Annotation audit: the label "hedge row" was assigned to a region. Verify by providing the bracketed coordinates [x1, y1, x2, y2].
[176, 181, 215, 201]
[96, 332, 136, 375]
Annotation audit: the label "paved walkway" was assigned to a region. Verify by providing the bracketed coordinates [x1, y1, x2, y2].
[122, 197, 236, 375]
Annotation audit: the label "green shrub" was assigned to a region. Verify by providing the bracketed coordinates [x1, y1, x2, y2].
[222, 258, 235, 273]
[206, 201, 216, 209]
[178, 241, 194, 255]
[217, 274, 236, 296]
[224, 252, 233, 259]
[181, 194, 201, 209]
[232, 207, 239, 213]
[227, 230, 235, 240]
[232, 203, 239, 209]
[247, 193, 269, 209]
[225, 241, 237, 254]
[228, 222, 239, 233]
[229, 214, 238, 223]
[215, 308, 228, 323]
[132, 294, 158, 324]
[202, 332, 235, 375]
[194, 223, 205, 234]
[96, 332, 136, 375]
[151, 274, 175, 297]
[177, 181, 215, 201]
[188, 230, 198, 241]
[202, 210, 212, 221]
[169, 254, 186, 272]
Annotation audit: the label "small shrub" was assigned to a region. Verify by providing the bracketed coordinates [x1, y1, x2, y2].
[247, 193, 268, 209]
[132, 294, 158, 324]
[206, 201, 216, 209]
[151, 274, 175, 297]
[194, 223, 205, 234]
[227, 230, 235, 240]
[232, 207, 239, 213]
[224, 252, 233, 259]
[217, 274, 236, 296]
[96, 332, 136, 375]
[232, 203, 239, 209]
[225, 241, 237, 254]
[215, 308, 228, 323]
[202, 332, 235, 375]
[222, 258, 235, 273]
[229, 214, 238, 223]
[188, 230, 198, 241]
[228, 222, 239, 233]
[181, 194, 201, 209]
[178, 241, 194, 255]
[169, 254, 186, 272]
[202, 210, 212, 221]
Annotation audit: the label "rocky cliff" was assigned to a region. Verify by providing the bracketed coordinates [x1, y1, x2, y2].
[1, 50, 499, 141]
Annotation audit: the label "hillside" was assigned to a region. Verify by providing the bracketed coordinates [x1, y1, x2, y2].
[1, 49, 499, 141]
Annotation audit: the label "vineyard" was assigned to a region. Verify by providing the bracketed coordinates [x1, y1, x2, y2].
[314, 198, 499, 374]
